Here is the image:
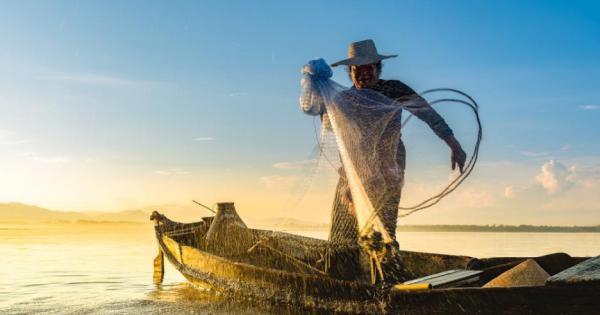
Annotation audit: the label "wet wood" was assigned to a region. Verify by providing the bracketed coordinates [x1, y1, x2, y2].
[401, 251, 472, 277]
[152, 211, 600, 314]
[387, 286, 600, 315]
[152, 249, 164, 285]
[547, 255, 600, 286]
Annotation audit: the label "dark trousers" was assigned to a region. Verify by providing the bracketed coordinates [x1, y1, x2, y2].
[329, 175, 402, 242]
[327, 145, 409, 282]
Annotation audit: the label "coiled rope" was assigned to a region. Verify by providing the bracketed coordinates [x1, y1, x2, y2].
[397, 88, 482, 217]
[312, 87, 482, 219]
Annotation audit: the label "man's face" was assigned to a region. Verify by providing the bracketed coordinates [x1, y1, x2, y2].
[350, 63, 380, 89]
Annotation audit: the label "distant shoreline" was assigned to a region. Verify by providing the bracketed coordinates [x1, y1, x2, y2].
[396, 225, 600, 233]
[2, 221, 599, 233]
[3, 203, 598, 232]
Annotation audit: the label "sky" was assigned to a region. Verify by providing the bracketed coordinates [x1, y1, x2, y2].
[1, 0, 599, 225]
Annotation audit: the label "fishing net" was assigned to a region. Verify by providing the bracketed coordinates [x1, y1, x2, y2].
[301, 59, 407, 243]
[299, 58, 481, 282]
[300, 59, 407, 281]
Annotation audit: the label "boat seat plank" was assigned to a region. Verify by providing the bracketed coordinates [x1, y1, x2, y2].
[404, 269, 482, 288]
[547, 255, 600, 286]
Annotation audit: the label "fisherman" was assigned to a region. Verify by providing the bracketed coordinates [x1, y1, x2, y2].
[307, 39, 467, 283]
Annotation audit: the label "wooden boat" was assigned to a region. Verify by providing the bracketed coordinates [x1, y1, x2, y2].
[151, 203, 599, 314]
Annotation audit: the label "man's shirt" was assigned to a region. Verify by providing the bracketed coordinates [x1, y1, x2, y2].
[302, 78, 454, 184]
[301, 79, 454, 140]
[371, 79, 454, 140]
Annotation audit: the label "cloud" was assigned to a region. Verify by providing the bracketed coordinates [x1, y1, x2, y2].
[155, 168, 190, 176]
[258, 175, 299, 189]
[520, 151, 549, 157]
[504, 186, 517, 199]
[580, 105, 600, 111]
[0, 139, 32, 146]
[13, 151, 70, 164]
[228, 92, 248, 97]
[36, 73, 144, 87]
[193, 137, 215, 141]
[272, 159, 316, 170]
[31, 155, 71, 164]
[560, 144, 571, 151]
[456, 188, 496, 208]
[535, 160, 576, 195]
[0, 130, 32, 146]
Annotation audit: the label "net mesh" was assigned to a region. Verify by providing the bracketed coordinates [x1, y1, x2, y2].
[299, 58, 481, 283]
[301, 59, 417, 244]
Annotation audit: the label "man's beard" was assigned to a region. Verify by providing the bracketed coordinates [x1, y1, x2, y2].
[356, 76, 377, 88]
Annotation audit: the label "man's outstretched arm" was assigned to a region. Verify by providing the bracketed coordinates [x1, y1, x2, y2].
[391, 81, 467, 173]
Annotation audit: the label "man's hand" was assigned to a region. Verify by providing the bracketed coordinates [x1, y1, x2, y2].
[444, 135, 467, 173]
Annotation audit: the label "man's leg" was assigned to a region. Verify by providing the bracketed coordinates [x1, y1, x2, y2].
[380, 141, 406, 240]
[327, 177, 363, 280]
[377, 172, 414, 283]
[379, 187, 400, 240]
[329, 178, 358, 244]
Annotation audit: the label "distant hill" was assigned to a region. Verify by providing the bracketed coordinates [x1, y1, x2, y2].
[0, 202, 212, 223]
[132, 204, 211, 222]
[85, 209, 149, 222]
[0, 203, 329, 226]
[0, 203, 85, 222]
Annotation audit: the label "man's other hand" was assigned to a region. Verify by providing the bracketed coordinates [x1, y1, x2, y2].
[451, 146, 467, 173]
[444, 135, 467, 174]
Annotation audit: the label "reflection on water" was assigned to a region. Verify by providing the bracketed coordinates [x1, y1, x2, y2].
[1, 223, 599, 314]
[1, 223, 284, 314]
[8, 283, 277, 315]
[148, 283, 300, 314]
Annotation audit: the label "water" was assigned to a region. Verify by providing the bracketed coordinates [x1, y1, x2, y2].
[1, 223, 599, 314]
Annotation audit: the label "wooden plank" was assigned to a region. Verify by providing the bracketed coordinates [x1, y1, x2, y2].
[547, 255, 600, 286]
[404, 269, 482, 288]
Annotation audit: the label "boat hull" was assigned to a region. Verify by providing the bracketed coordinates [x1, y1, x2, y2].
[152, 213, 600, 314]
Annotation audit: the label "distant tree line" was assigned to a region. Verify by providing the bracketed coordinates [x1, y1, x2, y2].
[396, 224, 600, 233]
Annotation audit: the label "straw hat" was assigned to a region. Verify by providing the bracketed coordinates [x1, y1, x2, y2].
[331, 39, 397, 67]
